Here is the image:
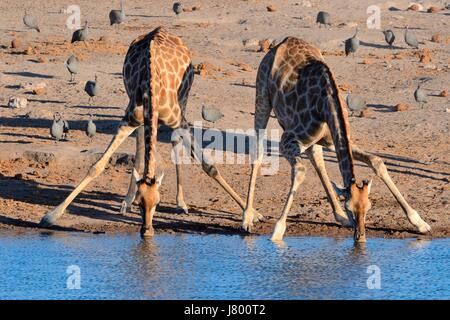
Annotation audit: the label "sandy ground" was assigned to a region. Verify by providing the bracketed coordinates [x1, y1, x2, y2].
[0, 0, 449, 239]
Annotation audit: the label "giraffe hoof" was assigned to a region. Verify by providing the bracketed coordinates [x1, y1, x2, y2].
[253, 210, 265, 223]
[119, 201, 131, 214]
[39, 206, 64, 227]
[417, 221, 432, 234]
[240, 222, 253, 233]
[140, 226, 154, 238]
[271, 221, 286, 242]
[176, 204, 189, 215]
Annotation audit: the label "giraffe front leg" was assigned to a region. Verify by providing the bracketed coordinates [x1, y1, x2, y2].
[120, 126, 145, 214]
[306, 144, 355, 227]
[40, 122, 137, 227]
[352, 145, 431, 234]
[272, 138, 306, 241]
[272, 159, 306, 242]
[242, 129, 266, 232]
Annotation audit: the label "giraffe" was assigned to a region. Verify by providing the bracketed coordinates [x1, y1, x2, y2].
[40, 27, 257, 237]
[241, 37, 431, 242]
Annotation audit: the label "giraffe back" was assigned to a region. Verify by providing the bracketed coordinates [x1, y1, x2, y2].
[122, 27, 193, 128]
[260, 37, 349, 146]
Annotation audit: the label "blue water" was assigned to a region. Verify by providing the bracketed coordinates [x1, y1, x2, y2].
[0, 231, 448, 299]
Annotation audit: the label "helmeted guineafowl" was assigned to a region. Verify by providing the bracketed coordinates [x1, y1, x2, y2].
[202, 103, 224, 123]
[316, 11, 331, 28]
[23, 9, 40, 32]
[173, 2, 183, 15]
[345, 27, 359, 57]
[50, 113, 64, 141]
[414, 83, 427, 108]
[109, 0, 125, 26]
[84, 75, 99, 105]
[65, 55, 78, 82]
[382, 29, 395, 49]
[71, 21, 88, 44]
[86, 114, 96, 143]
[405, 26, 419, 49]
[346, 93, 367, 116]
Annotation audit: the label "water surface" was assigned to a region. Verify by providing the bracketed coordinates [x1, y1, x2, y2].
[0, 231, 448, 299]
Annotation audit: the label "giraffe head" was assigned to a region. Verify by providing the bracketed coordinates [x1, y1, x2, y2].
[132, 171, 164, 237]
[332, 178, 372, 243]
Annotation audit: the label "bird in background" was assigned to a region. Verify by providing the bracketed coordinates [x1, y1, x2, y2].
[382, 29, 395, 49]
[173, 2, 183, 16]
[345, 27, 360, 57]
[316, 11, 331, 28]
[202, 103, 224, 125]
[414, 83, 427, 108]
[85, 114, 97, 143]
[50, 113, 64, 142]
[346, 93, 367, 116]
[405, 26, 419, 49]
[109, 0, 126, 26]
[72, 21, 89, 44]
[84, 75, 99, 105]
[23, 9, 40, 32]
[65, 55, 78, 83]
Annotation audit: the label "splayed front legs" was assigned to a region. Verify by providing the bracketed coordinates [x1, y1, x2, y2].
[351, 145, 431, 233]
[40, 123, 138, 226]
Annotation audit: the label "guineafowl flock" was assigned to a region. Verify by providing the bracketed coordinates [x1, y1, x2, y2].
[6, 1, 447, 150]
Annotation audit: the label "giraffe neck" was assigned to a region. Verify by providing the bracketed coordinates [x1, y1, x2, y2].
[321, 64, 355, 187]
[142, 39, 159, 181]
[142, 92, 158, 181]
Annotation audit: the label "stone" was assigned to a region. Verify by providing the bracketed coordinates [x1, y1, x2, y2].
[394, 103, 409, 112]
[23, 151, 56, 165]
[109, 152, 135, 167]
[267, 5, 277, 12]
[11, 38, 22, 49]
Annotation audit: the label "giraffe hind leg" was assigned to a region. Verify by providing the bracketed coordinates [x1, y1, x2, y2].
[40, 121, 138, 227]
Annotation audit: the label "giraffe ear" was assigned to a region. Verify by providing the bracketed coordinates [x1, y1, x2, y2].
[363, 179, 373, 194]
[331, 181, 348, 198]
[156, 172, 164, 187]
[133, 168, 142, 182]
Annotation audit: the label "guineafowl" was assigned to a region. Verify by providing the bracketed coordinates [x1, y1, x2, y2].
[316, 11, 330, 28]
[50, 113, 64, 141]
[202, 104, 223, 123]
[65, 55, 78, 82]
[109, 0, 125, 26]
[173, 2, 183, 15]
[414, 84, 427, 108]
[84, 75, 99, 105]
[405, 26, 419, 49]
[71, 21, 88, 44]
[382, 29, 395, 49]
[23, 9, 40, 32]
[345, 27, 359, 57]
[86, 114, 96, 143]
[346, 93, 367, 116]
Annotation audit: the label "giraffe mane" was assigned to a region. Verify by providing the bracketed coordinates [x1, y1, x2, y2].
[319, 61, 355, 177]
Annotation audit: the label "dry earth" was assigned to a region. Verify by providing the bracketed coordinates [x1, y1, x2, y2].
[0, 0, 449, 239]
